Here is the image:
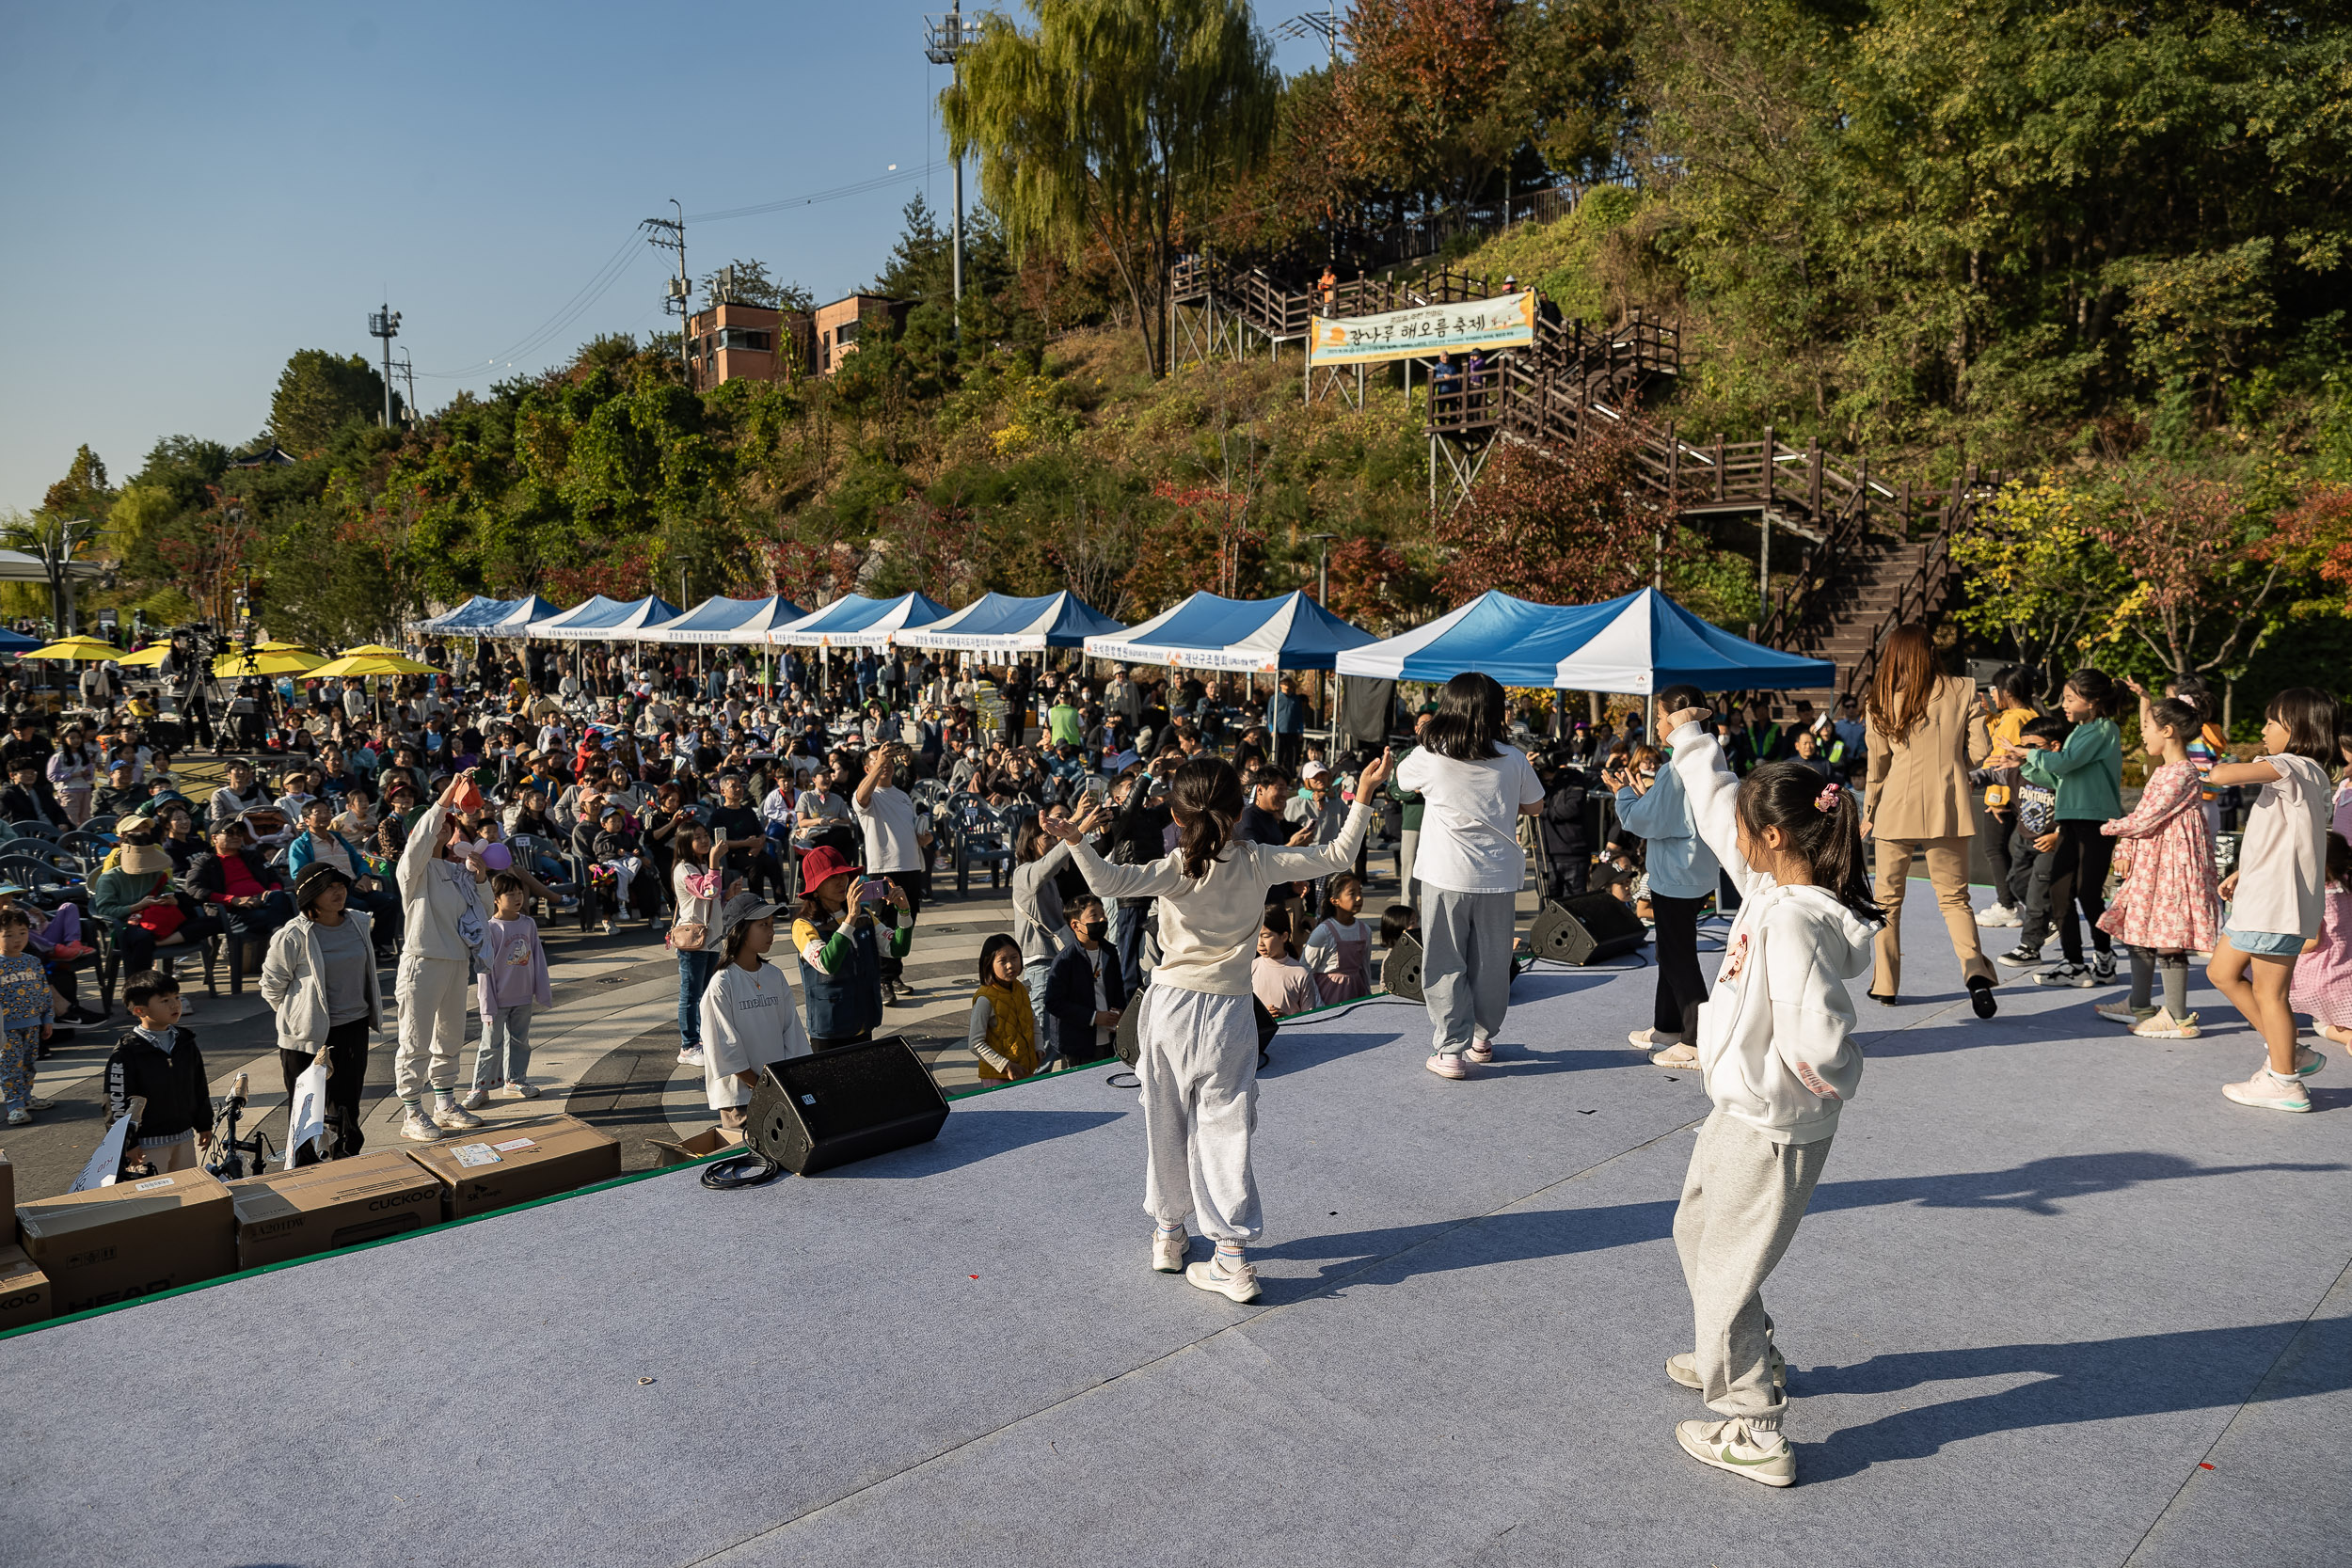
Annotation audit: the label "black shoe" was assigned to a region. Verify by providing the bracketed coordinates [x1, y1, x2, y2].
[1968, 974, 1998, 1019]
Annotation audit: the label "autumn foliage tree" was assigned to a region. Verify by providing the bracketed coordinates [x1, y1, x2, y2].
[2090, 468, 2286, 676]
[1437, 415, 1666, 604]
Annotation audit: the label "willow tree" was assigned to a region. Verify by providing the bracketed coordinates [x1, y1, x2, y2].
[944, 0, 1278, 377]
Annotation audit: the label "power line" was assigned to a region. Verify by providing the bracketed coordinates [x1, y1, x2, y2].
[685, 161, 944, 224]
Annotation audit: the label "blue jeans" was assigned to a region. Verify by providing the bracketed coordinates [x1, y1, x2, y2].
[677, 949, 723, 1049]
[1113, 900, 1149, 994]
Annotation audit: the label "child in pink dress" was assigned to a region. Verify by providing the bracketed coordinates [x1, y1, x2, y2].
[2291, 832, 2352, 1049]
[2095, 699, 2219, 1037]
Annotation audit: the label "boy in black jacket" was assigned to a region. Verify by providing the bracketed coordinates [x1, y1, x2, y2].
[103, 969, 210, 1174]
[1535, 752, 1591, 900]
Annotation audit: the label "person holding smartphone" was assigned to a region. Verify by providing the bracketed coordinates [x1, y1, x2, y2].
[853, 742, 930, 1005]
[1609, 688, 1721, 1067]
[790, 844, 912, 1049]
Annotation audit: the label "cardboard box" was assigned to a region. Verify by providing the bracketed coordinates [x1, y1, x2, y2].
[16, 1167, 237, 1315]
[0, 1149, 14, 1244]
[229, 1151, 444, 1269]
[0, 1243, 48, 1331]
[647, 1126, 743, 1166]
[405, 1114, 621, 1220]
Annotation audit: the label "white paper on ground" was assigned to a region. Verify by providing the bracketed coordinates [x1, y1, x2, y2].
[282, 1059, 329, 1169]
[70, 1117, 132, 1193]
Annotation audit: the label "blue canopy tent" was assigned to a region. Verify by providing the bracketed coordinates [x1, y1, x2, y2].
[1334, 588, 1835, 693]
[536, 594, 681, 641]
[0, 627, 41, 655]
[480, 595, 564, 640]
[633, 594, 807, 645]
[768, 592, 948, 650]
[1082, 591, 1375, 673]
[897, 591, 1126, 654]
[412, 595, 512, 636]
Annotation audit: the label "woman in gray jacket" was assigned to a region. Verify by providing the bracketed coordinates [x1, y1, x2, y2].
[1010, 816, 1075, 1053]
[259, 863, 384, 1164]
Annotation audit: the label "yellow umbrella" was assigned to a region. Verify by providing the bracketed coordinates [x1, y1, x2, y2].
[114, 643, 174, 667]
[310, 647, 442, 679]
[213, 646, 326, 677]
[20, 636, 120, 661]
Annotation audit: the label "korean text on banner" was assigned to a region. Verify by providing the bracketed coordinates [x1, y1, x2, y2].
[1308, 292, 1536, 368]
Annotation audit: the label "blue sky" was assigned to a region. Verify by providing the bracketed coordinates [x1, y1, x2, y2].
[0, 1, 1326, 512]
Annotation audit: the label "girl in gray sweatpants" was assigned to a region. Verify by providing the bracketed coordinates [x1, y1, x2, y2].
[1658, 710, 1884, 1488]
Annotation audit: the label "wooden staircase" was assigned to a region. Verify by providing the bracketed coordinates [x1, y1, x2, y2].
[1169, 250, 1999, 704]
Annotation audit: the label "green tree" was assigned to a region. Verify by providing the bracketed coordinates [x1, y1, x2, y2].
[699, 259, 812, 311]
[270, 350, 395, 456]
[945, 0, 1279, 376]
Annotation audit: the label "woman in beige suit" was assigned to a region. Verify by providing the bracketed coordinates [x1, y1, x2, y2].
[1861, 624, 1999, 1016]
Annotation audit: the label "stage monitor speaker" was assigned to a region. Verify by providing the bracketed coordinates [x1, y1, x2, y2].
[1382, 933, 1425, 1002]
[1114, 994, 1279, 1069]
[1529, 893, 1649, 965]
[743, 1035, 948, 1176]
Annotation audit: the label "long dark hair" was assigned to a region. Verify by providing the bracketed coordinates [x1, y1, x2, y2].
[1735, 762, 1881, 925]
[2062, 667, 2117, 719]
[977, 932, 1021, 988]
[1425, 672, 1505, 761]
[1170, 755, 1244, 879]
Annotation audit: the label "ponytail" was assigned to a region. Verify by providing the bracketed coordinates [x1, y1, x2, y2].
[1170, 756, 1245, 879]
[1735, 762, 1881, 925]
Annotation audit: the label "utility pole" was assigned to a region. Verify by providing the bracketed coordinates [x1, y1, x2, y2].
[642, 199, 689, 377]
[368, 303, 402, 428]
[925, 6, 979, 336]
[393, 349, 417, 430]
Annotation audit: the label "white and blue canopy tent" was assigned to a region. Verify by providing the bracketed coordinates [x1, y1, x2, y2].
[1081, 590, 1375, 672]
[478, 595, 564, 640]
[633, 594, 807, 645]
[768, 592, 949, 650]
[535, 594, 681, 641]
[895, 591, 1126, 655]
[411, 595, 512, 636]
[1334, 587, 1835, 693]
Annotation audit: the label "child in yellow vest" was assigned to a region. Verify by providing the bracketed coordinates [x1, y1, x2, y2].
[967, 934, 1040, 1082]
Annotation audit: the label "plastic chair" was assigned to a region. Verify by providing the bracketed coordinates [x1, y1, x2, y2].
[8, 820, 62, 843]
[955, 804, 1016, 895]
[58, 832, 111, 872]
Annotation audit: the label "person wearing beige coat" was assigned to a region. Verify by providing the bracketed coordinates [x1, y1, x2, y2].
[1863, 668, 1999, 1009]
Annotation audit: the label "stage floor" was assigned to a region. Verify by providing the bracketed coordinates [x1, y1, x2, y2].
[5, 897, 2349, 1568]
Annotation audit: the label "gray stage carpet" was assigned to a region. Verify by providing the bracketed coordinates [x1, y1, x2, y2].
[4, 896, 2347, 1568]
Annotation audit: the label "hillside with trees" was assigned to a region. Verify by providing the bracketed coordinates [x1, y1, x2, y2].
[9, 0, 2348, 725]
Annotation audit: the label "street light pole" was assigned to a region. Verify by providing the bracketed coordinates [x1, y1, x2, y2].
[1306, 532, 1338, 602]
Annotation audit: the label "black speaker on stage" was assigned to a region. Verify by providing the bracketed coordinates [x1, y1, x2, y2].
[1113, 994, 1279, 1069]
[743, 1035, 948, 1175]
[1528, 892, 1649, 965]
[1382, 933, 1425, 1002]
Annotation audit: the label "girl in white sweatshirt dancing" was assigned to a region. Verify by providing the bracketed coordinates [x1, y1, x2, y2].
[1658, 705, 1883, 1488]
[1043, 749, 1392, 1304]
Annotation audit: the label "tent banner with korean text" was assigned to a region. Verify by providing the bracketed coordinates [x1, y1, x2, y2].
[1308, 292, 1535, 367]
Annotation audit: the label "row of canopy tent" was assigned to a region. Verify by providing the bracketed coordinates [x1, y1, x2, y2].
[407, 581, 1830, 692]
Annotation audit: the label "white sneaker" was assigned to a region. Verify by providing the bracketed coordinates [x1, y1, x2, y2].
[1185, 1254, 1262, 1304]
[1975, 904, 2022, 927]
[498, 1079, 540, 1099]
[1462, 1036, 1495, 1065]
[1152, 1225, 1188, 1273]
[432, 1102, 485, 1130]
[1425, 1052, 1469, 1080]
[1676, 1417, 1795, 1487]
[678, 1047, 707, 1068]
[2131, 1007, 2201, 1038]
[401, 1108, 441, 1142]
[601, 918, 616, 936]
[2032, 962, 2095, 988]
[4, 1107, 29, 1127]
[2222, 1066, 2311, 1113]
[460, 1087, 490, 1111]
[1628, 1027, 1687, 1051]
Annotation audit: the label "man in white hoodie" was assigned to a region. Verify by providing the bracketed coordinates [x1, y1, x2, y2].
[1658, 707, 1879, 1488]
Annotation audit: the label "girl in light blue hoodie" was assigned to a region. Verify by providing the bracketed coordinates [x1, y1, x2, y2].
[1658, 705, 1885, 1489]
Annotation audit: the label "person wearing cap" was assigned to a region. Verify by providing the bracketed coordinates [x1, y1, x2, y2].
[792, 844, 910, 1048]
[589, 800, 656, 931]
[92, 758, 145, 820]
[259, 862, 384, 1164]
[91, 826, 220, 1003]
[699, 891, 810, 1128]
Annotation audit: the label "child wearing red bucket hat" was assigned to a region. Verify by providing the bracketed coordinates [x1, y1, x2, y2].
[791, 844, 911, 1048]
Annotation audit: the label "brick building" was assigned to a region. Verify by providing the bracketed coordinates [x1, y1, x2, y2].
[687, 293, 913, 390]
